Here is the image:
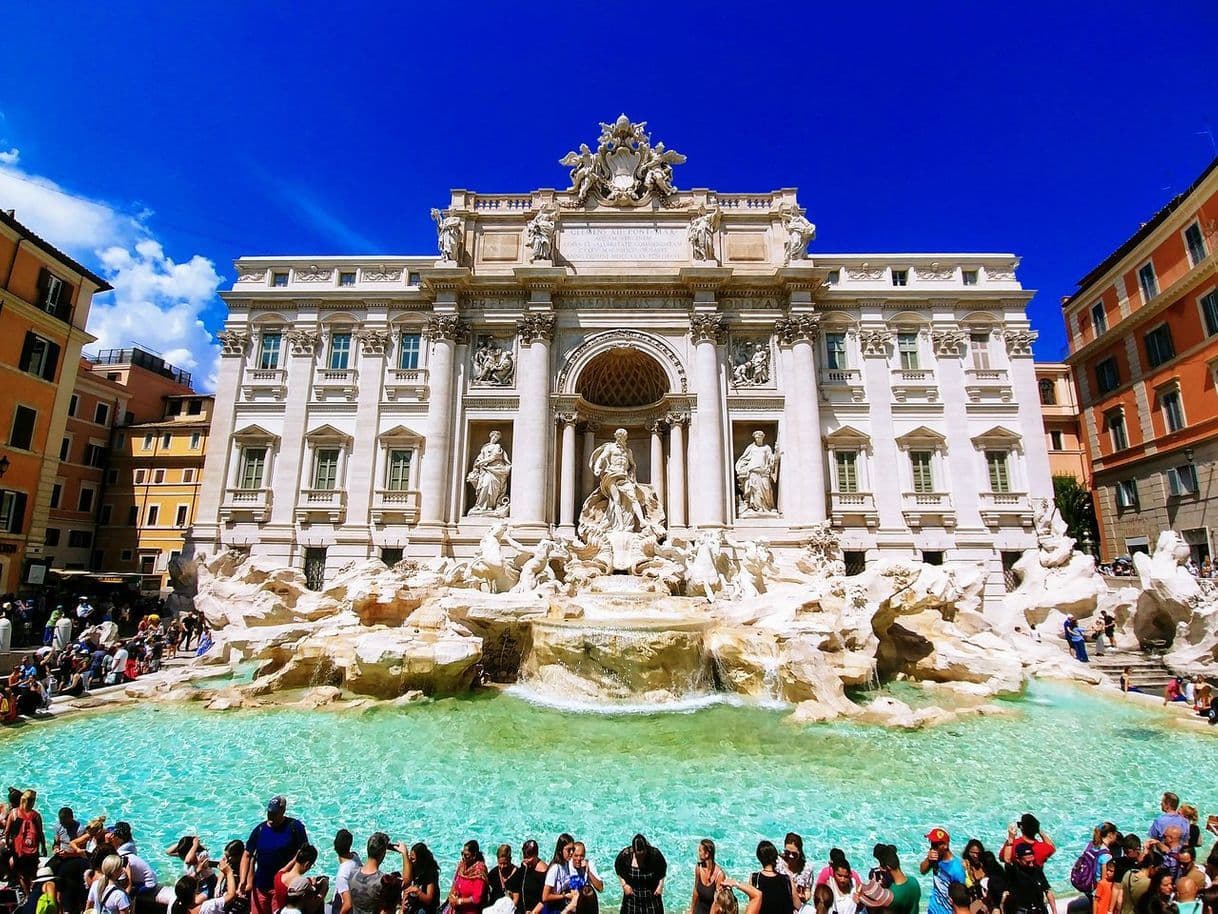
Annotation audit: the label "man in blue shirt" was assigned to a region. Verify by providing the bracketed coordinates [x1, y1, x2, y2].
[242, 796, 308, 914]
[919, 828, 966, 914]
[1148, 792, 1191, 843]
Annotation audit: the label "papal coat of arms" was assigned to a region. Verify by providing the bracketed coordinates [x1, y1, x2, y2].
[560, 114, 687, 207]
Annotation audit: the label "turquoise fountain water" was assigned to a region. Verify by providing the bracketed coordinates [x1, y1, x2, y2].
[3, 681, 1213, 904]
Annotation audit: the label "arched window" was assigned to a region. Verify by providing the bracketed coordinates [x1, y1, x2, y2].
[1038, 378, 1056, 405]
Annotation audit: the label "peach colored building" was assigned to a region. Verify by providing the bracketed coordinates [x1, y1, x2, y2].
[0, 210, 110, 593]
[1063, 156, 1218, 563]
[1034, 363, 1089, 484]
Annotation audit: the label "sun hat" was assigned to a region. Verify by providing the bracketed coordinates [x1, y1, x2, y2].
[33, 866, 55, 885]
[926, 828, 950, 845]
[1019, 813, 1041, 833]
[857, 880, 894, 909]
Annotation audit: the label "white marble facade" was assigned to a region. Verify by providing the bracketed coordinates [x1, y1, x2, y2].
[191, 118, 1052, 595]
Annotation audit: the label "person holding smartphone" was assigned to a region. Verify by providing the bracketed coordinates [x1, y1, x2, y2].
[920, 829, 965, 914]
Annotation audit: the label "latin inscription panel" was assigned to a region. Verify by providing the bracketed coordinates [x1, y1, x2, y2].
[559, 225, 686, 262]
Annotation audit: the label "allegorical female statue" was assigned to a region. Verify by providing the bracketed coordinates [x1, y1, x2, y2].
[467, 430, 511, 516]
[735, 430, 779, 515]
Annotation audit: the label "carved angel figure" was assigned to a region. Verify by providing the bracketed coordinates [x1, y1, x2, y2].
[783, 208, 816, 262]
[559, 143, 601, 205]
[688, 206, 719, 261]
[637, 142, 685, 201]
[430, 208, 464, 262]
[525, 205, 557, 261]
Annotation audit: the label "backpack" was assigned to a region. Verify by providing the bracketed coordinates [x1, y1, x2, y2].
[1069, 843, 1103, 893]
[14, 811, 40, 857]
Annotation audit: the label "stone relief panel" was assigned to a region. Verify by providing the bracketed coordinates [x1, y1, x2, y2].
[931, 328, 966, 357]
[846, 265, 886, 281]
[361, 266, 402, 282]
[729, 336, 773, 389]
[859, 328, 893, 357]
[1003, 328, 1038, 357]
[295, 266, 333, 282]
[235, 267, 266, 284]
[471, 335, 516, 386]
[217, 330, 250, 357]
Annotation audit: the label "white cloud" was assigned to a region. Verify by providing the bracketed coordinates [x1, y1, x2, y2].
[0, 148, 18, 165]
[0, 155, 223, 391]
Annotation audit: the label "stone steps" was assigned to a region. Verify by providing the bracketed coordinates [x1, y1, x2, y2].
[1089, 651, 1174, 690]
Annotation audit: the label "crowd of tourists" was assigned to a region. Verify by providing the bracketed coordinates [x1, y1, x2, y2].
[0, 607, 210, 725]
[0, 788, 1215, 914]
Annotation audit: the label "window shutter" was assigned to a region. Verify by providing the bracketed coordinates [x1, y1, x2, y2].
[8, 492, 26, 533]
[42, 340, 60, 381]
[57, 282, 75, 322]
[18, 332, 36, 373]
[36, 268, 49, 302]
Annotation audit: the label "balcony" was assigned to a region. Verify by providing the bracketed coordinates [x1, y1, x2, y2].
[242, 368, 287, 401]
[964, 367, 1012, 403]
[295, 488, 347, 524]
[371, 489, 421, 525]
[219, 487, 272, 523]
[830, 491, 878, 529]
[901, 491, 955, 530]
[978, 490, 1033, 528]
[314, 368, 358, 401]
[384, 367, 429, 402]
[890, 368, 938, 402]
[820, 368, 866, 403]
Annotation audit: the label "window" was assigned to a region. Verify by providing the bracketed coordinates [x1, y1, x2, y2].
[83, 443, 106, 468]
[120, 549, 133, 562]
[1116, 479, 1139, 510]
[825, 332, 847, 370]
[175, 504, 189, 527]
[897, 332, 920, 370]
[188, 398, 202, 415]
[45, 528, 60, 547]
[153, 469, 165, 484]
[970, 332, 990, 369]
[1185, 223, 1207, 266]
[142, 433, 154, 450]
[188, 432, 201, 450]
[1144, 324, 1175, 367]
[910, 451, 935, 493]
[891, 269, 908, 287]
[240, 447, 267, 489]
[59, 437, 71, 461]
[258, 332, 282, 369]
[77, 487, 94, 513]
[50, 483, 61, 509]
[183, 468, 195, 483]
[1201, 290, 1218, 337]
[162, 433, 172, 448]
[328, 333, 352, 370]
[1038, 378, 1057, 405]
[100, 504, 112, 525]
[1108, 413, 1129, 451]
[962, 269, 978, 286]
[986, 451, 1011, 493]
[339, 271, 356, 286]
[93, 403, 110, 426]
[1162, 389, 1185, 432]
[1138, 262, 1159, 302]
[67, 530, 92, 549]
[139, 554, 156, 574]
[127, 505, 138, 526]
[272, 271, 289, 287]
[313, 447, 340, 490]
[115, 432, 125, 447]
[835, 450, 859, 493]
[106, 469, 118, 485]
[399, 333, 421, 370]
[386, 450, 412, 491]
[825, 269, 841, 285]
[38, 269, 72, 317]
[68, 395, 78, 417]
[135, 469, 147, 484]
[146, 505, 159, 526]
[9, 405, 36, 450]
[1050, 430, 1064, 451]
[1091, 302, 1108, 335]
[0, 490, 27, 533]
[1095, 357, 1120, 393]
[1168, 464, 1198, 497]
[408, 271, 421, 286]
[19, 332, 59, 381]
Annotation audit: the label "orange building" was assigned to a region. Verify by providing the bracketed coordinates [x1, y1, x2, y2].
[0, 210, 111, 593]
[1034, 363, 1089, 484]
[45, 359, 129, 570]
[1063, 157, 1218, 563]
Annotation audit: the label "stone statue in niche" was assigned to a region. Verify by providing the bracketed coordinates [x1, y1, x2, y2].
[472, 336, 515, 386]
[782, 207, 816, 262]
[688, 206, 719, 261]
[525, 205, 557, 261]
[735, 430, 780, 515]
[430, 208, 464, 263]
[585, 428, 661, 535]
[466, 430, 512, 516]
[730, 339, 771, 387]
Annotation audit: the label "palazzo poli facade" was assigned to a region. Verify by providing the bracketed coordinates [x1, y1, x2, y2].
[192, 117, 1052, 594]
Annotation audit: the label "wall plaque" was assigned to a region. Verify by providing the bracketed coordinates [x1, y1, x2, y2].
[559, 225, 686, 262]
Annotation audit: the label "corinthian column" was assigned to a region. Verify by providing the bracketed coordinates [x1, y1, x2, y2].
[418, 315, 464, 526]
[689, 314, 727, 527]
[556, 412, 578, 536]
[777, 314, 827, 525]
[509, 312, 555, 536]
[648, 419, 665, 509]
[666, 412, 688, 530]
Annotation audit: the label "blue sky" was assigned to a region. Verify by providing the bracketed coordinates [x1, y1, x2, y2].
[2, 0, 1215, 388]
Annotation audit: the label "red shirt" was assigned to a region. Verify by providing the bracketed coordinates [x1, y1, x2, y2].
[1011, 838, 1055, 867]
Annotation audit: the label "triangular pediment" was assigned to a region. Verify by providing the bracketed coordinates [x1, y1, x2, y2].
[304, 423, 353, 445]
[971, 425, 1023, 449]
[232, 424, 279, 444]
[377, 424, 425, 443]
[825, 424, 871, 444]
[895, 425, 947, 447]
